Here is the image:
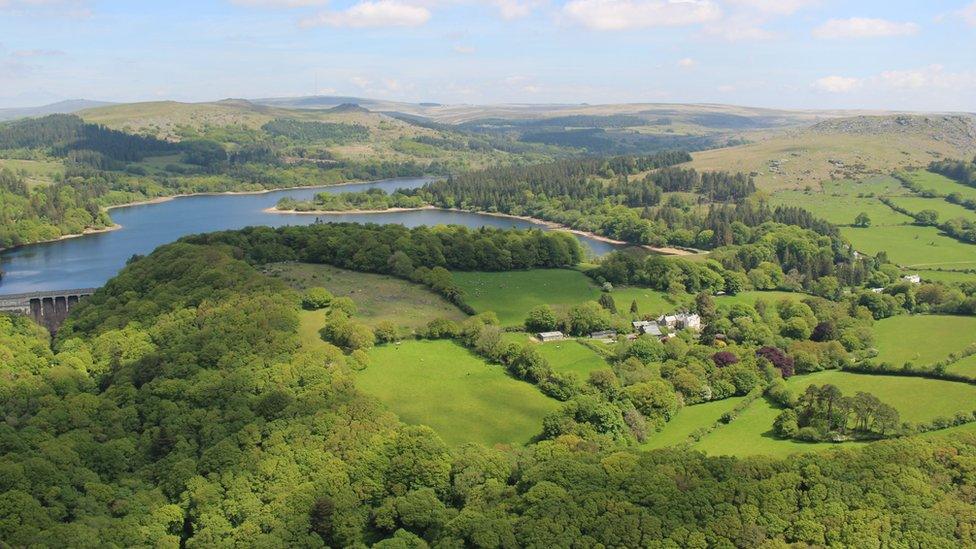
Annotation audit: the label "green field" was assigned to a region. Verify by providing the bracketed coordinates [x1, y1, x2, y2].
[947, 354, 976, 379]
[916, 270, 976, 284]
[841, 225, 976, 268]
[716, 290, 807, 307]
[691, 397, 851, 458]
[873, 315, 976, 366]
[889, 196, 976, 223]
[609, 287, 677, 318]
[358, 340, 559, 446]
[535, 340, 609, 379]
[643, 397, 745, 450]
[265, 262, 467, 329]
[0, 158, 65, 187]
[453, 269, 600, 326]
[787, 370, 976, 424]
[771, 192, 911, 226]
[903, 170, 976, 201]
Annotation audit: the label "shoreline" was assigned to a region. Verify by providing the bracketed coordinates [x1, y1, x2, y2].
[0, 224, 122, 254]
[3, 177, 432, 254]
[105, 176, 434, 211]
[265, 205, 702, 256]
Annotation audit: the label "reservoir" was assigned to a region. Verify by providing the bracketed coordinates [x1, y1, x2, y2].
[0, 176, 618, 294]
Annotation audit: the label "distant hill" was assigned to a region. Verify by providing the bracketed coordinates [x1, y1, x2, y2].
[0, 99, 114, 122]
[690, 113, 976, 191]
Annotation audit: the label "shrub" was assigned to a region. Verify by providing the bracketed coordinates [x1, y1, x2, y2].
[302, 287, 334, 310]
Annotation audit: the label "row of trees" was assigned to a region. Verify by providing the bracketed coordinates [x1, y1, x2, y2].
[930, 156, 976, 187]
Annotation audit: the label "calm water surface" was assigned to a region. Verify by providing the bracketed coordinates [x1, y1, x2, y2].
[0, 176, 617, 294]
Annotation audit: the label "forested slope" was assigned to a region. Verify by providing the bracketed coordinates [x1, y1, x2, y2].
[2, 228, 976, 546]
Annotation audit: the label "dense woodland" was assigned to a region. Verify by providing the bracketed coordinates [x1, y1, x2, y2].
[930, 155, 976, 187]
[6, 113, 976, 545]
[0, 168, 113, 249]
[280, 151, 784, 249]
[3, 229, 976, 545]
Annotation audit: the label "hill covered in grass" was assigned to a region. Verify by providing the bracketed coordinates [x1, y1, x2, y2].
[691, 114, 976, 191]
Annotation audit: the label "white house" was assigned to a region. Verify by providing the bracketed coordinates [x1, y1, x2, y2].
[903, 274, 922, 285]
[656, 312, 702, 332]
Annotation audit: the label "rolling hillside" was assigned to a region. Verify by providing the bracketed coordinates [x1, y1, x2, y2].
[691, 114, 976, 191]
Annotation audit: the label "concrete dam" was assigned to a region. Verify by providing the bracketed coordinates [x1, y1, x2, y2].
[0, 288, 96, 333]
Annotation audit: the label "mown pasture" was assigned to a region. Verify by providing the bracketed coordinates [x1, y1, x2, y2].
[889, 196, 976, 223]
[770, 192, 911, 227]
[715, 291, 807, 308]
[265, 262, 468, 329]
[690, 397, 852, 458]
[358, 340, 559, 446]
[535, 340, 610, 379]
[947, 354, 976, 379]
[786, 370, 976, 424]
[841, 225, 976, 268]
[872, 315, 976, 366]
[903, 170, 976, 201]
[643, 397, 746, 450]
[453, 269, 601, 326]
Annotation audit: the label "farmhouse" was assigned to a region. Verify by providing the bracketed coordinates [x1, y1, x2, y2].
[657, 312, 702, 332]
[537, 331, 565, 342]
[903, 274, 922, 284]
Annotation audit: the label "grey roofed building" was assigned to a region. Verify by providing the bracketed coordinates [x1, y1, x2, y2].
[537, 331, 564, 342]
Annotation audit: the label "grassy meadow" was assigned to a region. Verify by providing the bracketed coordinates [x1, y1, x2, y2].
[872, 315, 976, 366]
[690, 397, 852, 458]
[947, 354, 976, 379]
[770, 191, 911, 227]
[916, 270, 976, 284]
[453, 269, 601, 326]
[535, 340, 610, 379]
[264, 262, 468, 330]
[903, 170, 976, 201]
[841, 225, 976, 268]
[786, 370, 976, 424]
[609, 287, 677, 318]
[889, 196, 976, 223]
[0, 158, 65, 187]
[715, 291, 807, 307]
[643, 397, 746, 450]
[358, 340, 559, 446]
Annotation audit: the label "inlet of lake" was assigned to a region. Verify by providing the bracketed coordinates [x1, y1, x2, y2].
[0, 176, 619, 295]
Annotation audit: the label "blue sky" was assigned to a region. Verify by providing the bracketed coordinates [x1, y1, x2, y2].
[0, 0, 974, 110]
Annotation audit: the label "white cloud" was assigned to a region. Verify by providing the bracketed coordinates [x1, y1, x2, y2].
[490, 0, 540, 19]
[302, 1, 431, 28]
[677, 57, 695, 68]
[562, 0, 721, 31]
[812, 75, 861, 93]
[812, 66, 976, 96]
[878, 65, 976, 91]
[229, 0, 330, 6]
[962, 1, 976, 27]
[723, 0, 817, 16]
[812, 17, 918, 39]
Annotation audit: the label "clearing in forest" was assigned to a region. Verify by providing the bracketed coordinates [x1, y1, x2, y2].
[358, 340, 559, 446]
